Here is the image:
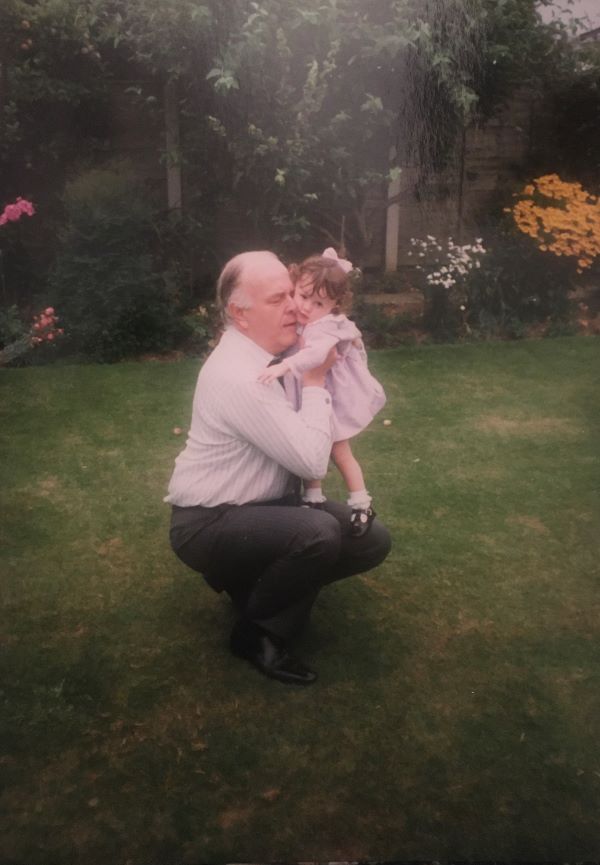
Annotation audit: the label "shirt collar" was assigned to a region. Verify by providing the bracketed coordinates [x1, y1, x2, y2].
[223, 325, 279, 364]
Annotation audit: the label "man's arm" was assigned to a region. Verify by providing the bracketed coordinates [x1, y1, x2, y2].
[223, 348, 338, 480]
[224, 381, 332, 479]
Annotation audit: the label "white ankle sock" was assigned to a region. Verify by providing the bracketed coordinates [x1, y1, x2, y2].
[347, 489, 371, 510]
[302, 487, 327, 504]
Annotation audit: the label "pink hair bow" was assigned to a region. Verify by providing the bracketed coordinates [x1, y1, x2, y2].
[322, 247, 353, 273]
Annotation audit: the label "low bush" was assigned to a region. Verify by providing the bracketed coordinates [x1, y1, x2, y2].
[406, 228, 577, 341]
[0, 304, 27, 349]
[49, 161, 184, 362]
[464, 230, 574, 337]
[352, 299, 423, 348]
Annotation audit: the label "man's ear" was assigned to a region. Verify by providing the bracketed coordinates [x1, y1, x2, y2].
[228, 303, 249, 330]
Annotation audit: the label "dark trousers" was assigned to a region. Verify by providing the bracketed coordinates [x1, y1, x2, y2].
[169, 497, 391, 640]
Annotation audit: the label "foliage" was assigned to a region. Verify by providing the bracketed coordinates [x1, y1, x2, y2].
[463, 229, 574, 337]
[0, 304, 63, 365]
[108, 0, 579, 261]
[49, 161, 182, 362]
[546, 41, 600, 191]
[352, 299, 421, 349]
[361, 270, 408, 295]
[406, 234, 486, 339]
[0, 195, 36, 307]
[0, 0, 109, 197]
[507, 174, 600, 274]
[0, 303, 26, 348]
[180, 302, 220, 356]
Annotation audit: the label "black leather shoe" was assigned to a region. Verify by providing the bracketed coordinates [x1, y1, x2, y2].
[230, 622, 317, 685]
[300, 500, 325, 509]
[349, 505, 376, 537]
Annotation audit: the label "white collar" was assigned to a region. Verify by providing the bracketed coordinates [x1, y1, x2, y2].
[223, 325, 280, 364]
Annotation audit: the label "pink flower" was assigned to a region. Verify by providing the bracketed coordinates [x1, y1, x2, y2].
[44, 306, 54, 315]
[0, 197, 36, 226]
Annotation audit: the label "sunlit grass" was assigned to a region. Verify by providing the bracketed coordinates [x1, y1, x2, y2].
[1, 337, 599, 863]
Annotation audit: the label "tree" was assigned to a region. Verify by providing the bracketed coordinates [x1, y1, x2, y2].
[0, 0, 109, 200]
[111, 0, 581, 262]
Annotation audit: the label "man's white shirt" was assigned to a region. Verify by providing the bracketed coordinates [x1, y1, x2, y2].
[165, 327, 333, 507]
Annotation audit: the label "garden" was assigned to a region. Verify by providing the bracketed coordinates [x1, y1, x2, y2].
[1, 1, 600, 862]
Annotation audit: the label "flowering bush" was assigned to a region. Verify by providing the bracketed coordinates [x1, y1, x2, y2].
[0, 196, 51, 364]
[0, 306, 64, 366]
[409, 234, 487, 290]
[30, 307, 64, 345]
[507, 174, 600, 274]
[0, 198, 35, 226]
[408, 234, 487, 337]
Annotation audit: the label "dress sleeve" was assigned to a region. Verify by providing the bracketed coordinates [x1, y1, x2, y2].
[285, 329, 340, 377]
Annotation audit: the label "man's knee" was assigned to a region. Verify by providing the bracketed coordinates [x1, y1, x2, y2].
[294, 509, 342, 565]
[369, 518, 392, 564]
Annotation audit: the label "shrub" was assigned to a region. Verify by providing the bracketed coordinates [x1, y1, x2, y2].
[407, 234, 487, 340]
[0, 197, 39, 308]
[405, 221, 577, 340]
[179, 302, 220, 356]
[49, 161, 182, 362]
[0, 305, 64, 366]
[464, 230, 574, 337]
[507, 174, 600, 274]
[0, 304, 27, 349]
[352, 298, 423, 348]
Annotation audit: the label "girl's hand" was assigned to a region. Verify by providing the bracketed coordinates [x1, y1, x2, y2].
[257, 360, 289, 384]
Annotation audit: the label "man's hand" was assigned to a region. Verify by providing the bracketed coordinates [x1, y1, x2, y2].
[302, 347, 338, 388]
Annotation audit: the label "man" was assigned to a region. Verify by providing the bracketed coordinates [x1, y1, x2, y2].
[165, 251, 391, 685]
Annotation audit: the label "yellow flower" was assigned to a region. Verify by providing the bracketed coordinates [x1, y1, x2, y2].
[509, 175, 600, 269]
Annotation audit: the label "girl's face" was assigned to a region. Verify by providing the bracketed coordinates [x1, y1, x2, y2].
[294, 276, 337, 324]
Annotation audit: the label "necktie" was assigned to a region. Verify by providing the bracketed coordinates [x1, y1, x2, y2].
[267, 355, 285, 388]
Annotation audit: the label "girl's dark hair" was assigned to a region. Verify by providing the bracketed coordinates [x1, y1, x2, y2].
[289, 255, 353, 313]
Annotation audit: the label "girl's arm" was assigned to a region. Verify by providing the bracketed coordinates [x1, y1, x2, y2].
[257, 329, 339, 383]
[257, 358, 292, 384]
[283, 329, 340, 377]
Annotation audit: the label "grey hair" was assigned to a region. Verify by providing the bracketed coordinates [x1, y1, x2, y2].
[216, 251, 278, 324]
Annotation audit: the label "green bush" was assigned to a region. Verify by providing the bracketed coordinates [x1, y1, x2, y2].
[410, 229, 576, 341]
[49, 161, 183, 362]
[464, 230, 574, 337]
[0, 304, 27, 349]
[352, 299, 422, 348]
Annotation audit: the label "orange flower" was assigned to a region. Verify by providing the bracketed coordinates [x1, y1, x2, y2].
[509, 175, 600, 270]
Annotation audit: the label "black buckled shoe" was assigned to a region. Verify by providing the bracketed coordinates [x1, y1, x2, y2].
[349, 506, 376, 537]
[230, 621, 317, 686]
[300, 500, 325, 509]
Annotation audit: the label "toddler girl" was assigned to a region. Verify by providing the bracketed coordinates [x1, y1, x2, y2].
[258, 248, 386, 536]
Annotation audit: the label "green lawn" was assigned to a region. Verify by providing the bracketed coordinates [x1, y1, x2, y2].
[1, 337, 599, 863]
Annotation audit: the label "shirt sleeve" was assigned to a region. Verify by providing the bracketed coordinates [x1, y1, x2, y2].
[222, 380, 333, 479]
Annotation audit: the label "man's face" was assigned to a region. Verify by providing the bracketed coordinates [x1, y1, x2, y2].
[234, 256, 298, 355]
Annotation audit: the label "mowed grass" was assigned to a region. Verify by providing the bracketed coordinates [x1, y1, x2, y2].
[1, 336, 599, 863]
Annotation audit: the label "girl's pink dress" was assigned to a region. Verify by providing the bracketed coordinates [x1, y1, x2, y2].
[285, 313, 386, 441]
